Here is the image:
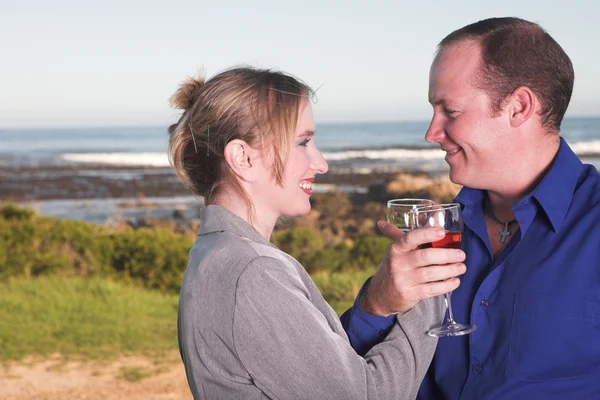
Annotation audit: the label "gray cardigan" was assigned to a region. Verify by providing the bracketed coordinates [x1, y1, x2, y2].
[177, 205, 442, 400]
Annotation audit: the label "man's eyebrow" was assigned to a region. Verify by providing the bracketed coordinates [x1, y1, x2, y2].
[429, 96, 444, 106]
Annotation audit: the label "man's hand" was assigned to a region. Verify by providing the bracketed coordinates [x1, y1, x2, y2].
[359, 220, 466, 316]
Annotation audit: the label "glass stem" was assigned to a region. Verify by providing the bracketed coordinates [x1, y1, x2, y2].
[445, 292, 457, 325]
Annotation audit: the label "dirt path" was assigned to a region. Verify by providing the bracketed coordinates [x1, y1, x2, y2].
[0, 353, 192, 400]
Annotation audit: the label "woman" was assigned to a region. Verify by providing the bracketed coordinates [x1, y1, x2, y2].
[170, 67, 444, 399]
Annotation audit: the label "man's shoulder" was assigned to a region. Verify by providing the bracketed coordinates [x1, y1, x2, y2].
[566, 164, 600, 222]
[575, 163, 600, 201]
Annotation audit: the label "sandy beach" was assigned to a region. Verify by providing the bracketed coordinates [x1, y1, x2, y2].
[0, 352, 192, 400]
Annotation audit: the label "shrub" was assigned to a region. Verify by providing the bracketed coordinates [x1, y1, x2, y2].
[0, 204, 387, 308]
[0, 204, 193, 293]
[109, 228, 193, 292]
[272, 227, 324, 266]
[1, 204, 35, 220]
[308, 242, 351, 274]
[350, 235, 390, 270]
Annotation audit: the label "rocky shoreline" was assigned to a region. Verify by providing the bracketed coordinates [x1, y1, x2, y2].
[0, 165, 185, 201]
[0, 164, 447, 202]
[1, 164, 460, 231]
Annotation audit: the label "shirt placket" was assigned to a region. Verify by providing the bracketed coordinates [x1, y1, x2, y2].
[458, 227, 523, 400]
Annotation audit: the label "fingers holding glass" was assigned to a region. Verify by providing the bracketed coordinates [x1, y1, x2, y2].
[410, 203, 476, 337]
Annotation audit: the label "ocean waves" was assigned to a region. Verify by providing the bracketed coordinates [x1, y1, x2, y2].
[61, 152, 169, 167]
[58, 139, 600, 168]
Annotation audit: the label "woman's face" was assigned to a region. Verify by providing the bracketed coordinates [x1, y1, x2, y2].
[252, 102, 329, 221]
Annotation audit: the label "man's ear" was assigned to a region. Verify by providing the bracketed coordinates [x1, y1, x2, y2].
[224, 139, 259, 182]
[507, 86, 536, 128]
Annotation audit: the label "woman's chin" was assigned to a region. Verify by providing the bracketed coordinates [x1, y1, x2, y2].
[282, 205, 312, 219]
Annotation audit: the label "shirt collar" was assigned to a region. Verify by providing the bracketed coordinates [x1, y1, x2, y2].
[454, 137, 582, 232]
[454, 186, 484, 208]
[527, 137, 582, 232]
[197, 204, 276, 248]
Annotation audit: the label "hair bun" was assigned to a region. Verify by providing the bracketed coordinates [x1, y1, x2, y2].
[169, 75, 206, 110]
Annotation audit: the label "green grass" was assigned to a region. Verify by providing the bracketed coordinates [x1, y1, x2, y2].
[0, 270, 373, 362]
[118, 366, 156, 382]
[0, 276, 179, 362]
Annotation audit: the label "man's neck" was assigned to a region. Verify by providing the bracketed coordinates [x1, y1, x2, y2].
[487, 135, 561, 219]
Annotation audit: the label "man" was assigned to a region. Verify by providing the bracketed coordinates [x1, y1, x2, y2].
[343, 17, 600, 399]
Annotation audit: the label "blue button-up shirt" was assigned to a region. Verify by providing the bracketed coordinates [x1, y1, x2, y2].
[342, 138, 600, 399]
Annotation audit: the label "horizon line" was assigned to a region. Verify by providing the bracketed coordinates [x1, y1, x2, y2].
[1, 114, 600, 131]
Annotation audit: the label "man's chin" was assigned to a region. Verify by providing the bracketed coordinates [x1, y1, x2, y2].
[448, 168, 468, 187]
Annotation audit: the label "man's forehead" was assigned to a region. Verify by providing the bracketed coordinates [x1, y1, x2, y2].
[428, 41, 482, 101]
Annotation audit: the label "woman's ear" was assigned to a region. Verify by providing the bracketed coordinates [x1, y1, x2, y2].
[224, 139, 260, 182]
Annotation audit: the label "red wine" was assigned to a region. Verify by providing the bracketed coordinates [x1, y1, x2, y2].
[431, 232, 462, 249]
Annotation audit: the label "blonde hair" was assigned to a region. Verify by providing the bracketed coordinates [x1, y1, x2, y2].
[168, 67, 314, 211]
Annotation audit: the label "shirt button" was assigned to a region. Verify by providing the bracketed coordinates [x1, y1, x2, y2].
[474, 363, 483, 373]
[480, 300, 489, 308]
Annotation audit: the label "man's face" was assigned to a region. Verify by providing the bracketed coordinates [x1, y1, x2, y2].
[425, 40, 513, 189]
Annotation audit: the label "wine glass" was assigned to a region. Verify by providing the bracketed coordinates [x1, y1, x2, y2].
[410, 203, 476, 337]
[386, 198, 435, 232]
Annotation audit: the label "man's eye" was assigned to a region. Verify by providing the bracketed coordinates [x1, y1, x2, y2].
[444, 108, 458, 116]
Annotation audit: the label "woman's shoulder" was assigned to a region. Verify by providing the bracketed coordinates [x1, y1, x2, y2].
[200, 231, 310, 289]
[181, 230, 295, 303]
[198, 230, 286, 259]
[188, 230, 299, 277]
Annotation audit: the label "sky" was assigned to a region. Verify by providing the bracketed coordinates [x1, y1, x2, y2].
[1, 0, 599, 128]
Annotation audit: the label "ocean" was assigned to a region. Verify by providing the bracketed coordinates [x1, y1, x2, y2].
[2, 117, 600, 173]
[1, 117, 599, 223]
